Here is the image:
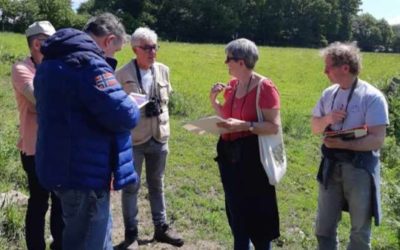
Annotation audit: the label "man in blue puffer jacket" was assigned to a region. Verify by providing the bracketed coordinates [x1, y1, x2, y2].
[34, 13, 140, 250]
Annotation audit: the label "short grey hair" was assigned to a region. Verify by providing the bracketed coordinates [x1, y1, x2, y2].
[83, 12, 126, 44]
[131, 27, 158, 47]
[320, 41, 362, 75]
[225, 38, 259, 69]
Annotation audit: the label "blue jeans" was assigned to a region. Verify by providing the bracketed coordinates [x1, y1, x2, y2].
[55, 189, 113, 250]
[315, 162, 372, 250]
[122, 138, 168, 230]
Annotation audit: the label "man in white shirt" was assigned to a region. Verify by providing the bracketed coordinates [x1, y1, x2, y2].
[116, 27, 183, 248]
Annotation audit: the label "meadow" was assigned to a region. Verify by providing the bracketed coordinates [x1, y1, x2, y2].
[0, 32, 399, 249]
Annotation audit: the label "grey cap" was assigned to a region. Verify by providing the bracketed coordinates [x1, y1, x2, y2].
[25, 21, 56, 37]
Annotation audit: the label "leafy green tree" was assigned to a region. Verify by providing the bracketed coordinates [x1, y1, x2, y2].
[376, 19, 394, 50]
[1, 0, 366, 47]
[323, 0, 341, 42]
[0, 0, 13, 31]
[80, 0, 156, 33]
[240, 0, 360, 46]
[0, 0, 39, 32]
[336, 0, 361, 41]
[35, 0, 75, 28]
[290, 0, 332, 46]
[255, 0, 337, 46]
[352, 14, 395, 51]
[393, 24, 400, 36]
[71, 13, 91, 30]
[352, 14, 379, 51]
[149, 0, 192, 41]
[235, 0, 269, 43]
[0, 0, 85, 32]
[77, 0, 94, 14]
[391, 24, 400, 52]
[150, 0, 240, 42]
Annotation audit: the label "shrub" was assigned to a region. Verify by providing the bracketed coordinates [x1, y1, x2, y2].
[168, 91, 195, 117]
[381, 136, 400, 169]
[0, 205, 25, 245]
[382, 76, 400, 142]
[380, 76, 400, 247]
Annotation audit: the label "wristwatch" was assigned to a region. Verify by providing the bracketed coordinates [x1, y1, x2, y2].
[249, 121, 255, 132]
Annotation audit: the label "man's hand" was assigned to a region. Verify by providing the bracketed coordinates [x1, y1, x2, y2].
[327, 110, 347, 125]
[323, 136, 346, 149]
[323, 125, 387, 151]
[311, 109, 347, 134]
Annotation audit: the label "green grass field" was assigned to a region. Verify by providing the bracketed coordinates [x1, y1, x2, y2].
[1, 32, 399, 249]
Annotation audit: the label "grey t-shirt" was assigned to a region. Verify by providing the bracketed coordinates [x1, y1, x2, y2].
[312, 79, 389, 131]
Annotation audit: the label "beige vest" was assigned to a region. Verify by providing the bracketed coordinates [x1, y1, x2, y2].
[116, 60, 172, 145]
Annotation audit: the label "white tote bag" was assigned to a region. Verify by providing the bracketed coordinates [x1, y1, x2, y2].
[256, 80, 287, 185]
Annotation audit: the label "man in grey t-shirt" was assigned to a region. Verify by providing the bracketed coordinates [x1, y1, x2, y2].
[311, 42, 388, 250]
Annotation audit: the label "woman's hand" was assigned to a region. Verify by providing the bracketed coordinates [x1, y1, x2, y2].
[210, 82, 231, 115]
[217, 118, 248, 132]
[210, 82, 229, 101]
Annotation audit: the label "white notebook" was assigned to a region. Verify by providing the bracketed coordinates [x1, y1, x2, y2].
[183, 116, 240, 135]
[128, 93, 149, 109]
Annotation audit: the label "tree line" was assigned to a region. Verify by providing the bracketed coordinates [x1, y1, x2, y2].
[1, 0, 400, 52]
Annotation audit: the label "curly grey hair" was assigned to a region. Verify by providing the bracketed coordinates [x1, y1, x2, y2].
[225, 38, 259, 69]
[320, 41, 362, 75]
[131, 27, 158, 47]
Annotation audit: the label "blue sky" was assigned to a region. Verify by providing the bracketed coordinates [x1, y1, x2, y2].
[72, 0, 400, 25]
[359, 0, 400, 24]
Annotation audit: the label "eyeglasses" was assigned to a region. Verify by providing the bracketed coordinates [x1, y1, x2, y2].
[137, 45, 160, 52]
[225, 56, 240, 63]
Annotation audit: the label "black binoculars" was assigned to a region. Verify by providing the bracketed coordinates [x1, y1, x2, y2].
[145, 97, 163, 117]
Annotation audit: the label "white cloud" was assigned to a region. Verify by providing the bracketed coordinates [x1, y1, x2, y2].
[387, 16, 400, 25]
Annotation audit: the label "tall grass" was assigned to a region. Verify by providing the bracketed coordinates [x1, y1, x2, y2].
[1, 32, 399, 249]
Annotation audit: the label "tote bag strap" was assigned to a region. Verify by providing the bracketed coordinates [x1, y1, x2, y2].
[255, 77, 287, 185]
[255, 78, 266, 122]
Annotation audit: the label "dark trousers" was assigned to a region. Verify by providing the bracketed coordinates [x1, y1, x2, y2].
[216, 136, 279, 250]
[21, 153, 64, 250]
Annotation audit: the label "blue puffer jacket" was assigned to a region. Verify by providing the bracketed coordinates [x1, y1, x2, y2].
[34, 28, 139, 191]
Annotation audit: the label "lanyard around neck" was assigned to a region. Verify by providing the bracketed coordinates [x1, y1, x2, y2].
[134, 59, 144, 90]
[329, 78, 358, 131]
[134, 59, 156, 96]
[230, 75, 253, 120]
[330, 78, 358, 112]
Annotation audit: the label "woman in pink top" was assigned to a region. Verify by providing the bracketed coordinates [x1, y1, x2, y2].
[209, 38, 281, 250]
[11, 21, 63, 250]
